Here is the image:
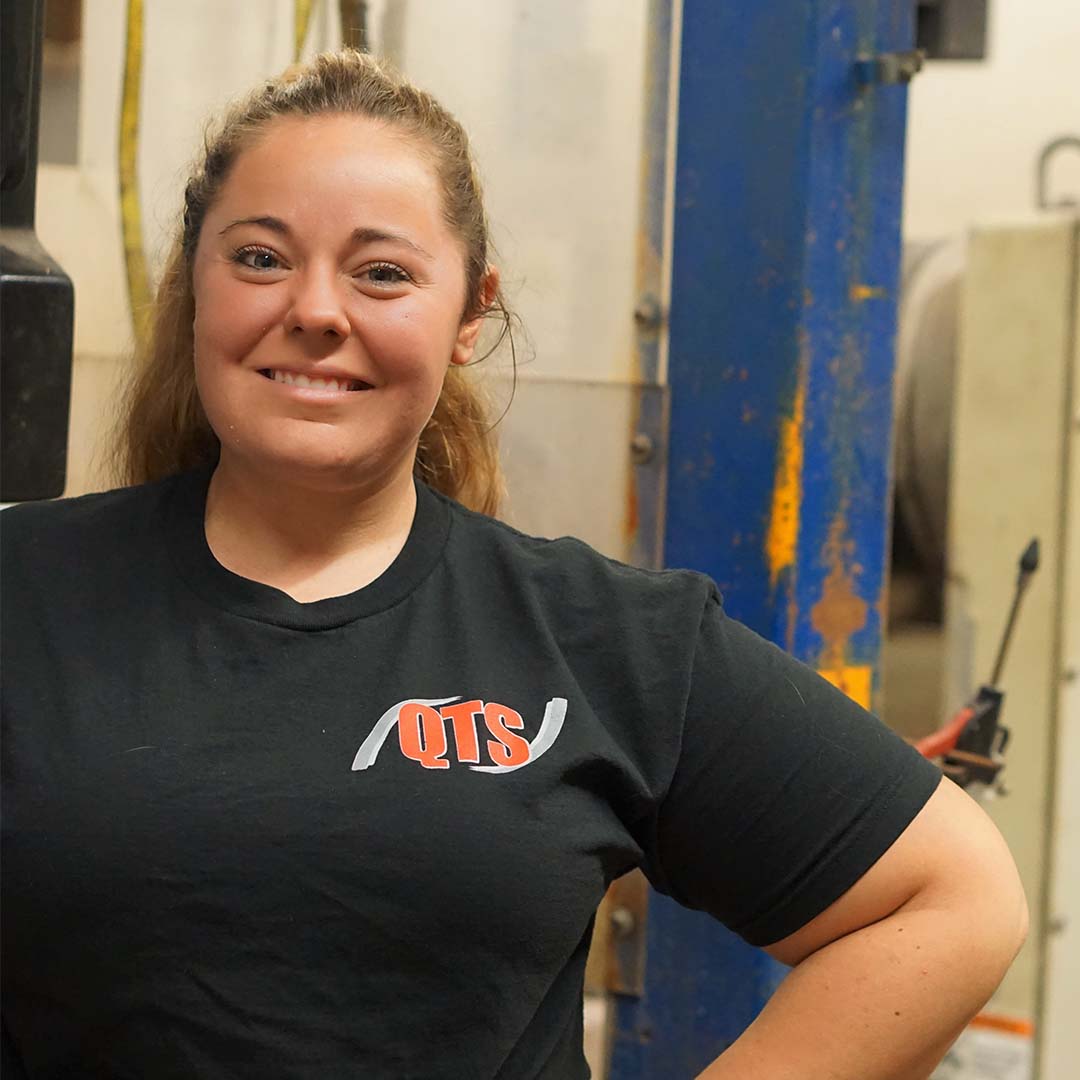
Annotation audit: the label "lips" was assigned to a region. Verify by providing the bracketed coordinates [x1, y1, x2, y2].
[258, 369, 372, 392]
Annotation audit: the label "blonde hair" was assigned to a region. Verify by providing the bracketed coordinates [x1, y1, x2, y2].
[112, 50, 512, 515]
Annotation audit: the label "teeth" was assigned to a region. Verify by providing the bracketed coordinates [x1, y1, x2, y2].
[271, 370, 365, 392]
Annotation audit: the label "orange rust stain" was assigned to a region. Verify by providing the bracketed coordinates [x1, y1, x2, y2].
[810, 510, 869, 675]
[875, 583, 890, 629]
[765, 369, 807, 591]
[624, 466, 640, 540]
[818, 665, 873, 710]
[850, 283, 887, 302]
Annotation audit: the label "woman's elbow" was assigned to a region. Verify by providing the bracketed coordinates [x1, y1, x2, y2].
[909, 780, 1030, 988]
[953, 817, 1029, 989]
[1008, 873, 1029, 959]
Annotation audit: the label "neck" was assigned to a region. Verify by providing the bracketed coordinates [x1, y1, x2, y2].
[203, 453, 419, 603]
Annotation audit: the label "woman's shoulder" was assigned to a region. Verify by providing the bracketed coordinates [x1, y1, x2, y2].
[1, 474, 183, 557]
[436, 490, 718, 615]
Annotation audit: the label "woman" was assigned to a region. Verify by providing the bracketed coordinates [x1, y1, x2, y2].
[1, 51, 1026, 1079]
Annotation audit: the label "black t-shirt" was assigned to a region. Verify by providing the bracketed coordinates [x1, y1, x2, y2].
[1, 467, 941, 1079]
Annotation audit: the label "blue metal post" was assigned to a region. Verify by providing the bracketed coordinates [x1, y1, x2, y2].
[610, 1, 915, 1074]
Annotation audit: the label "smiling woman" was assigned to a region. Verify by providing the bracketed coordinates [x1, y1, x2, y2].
[113, 51, 511, 519]
[2, 47, 1026, 1080]
[191, 113, 491, 517]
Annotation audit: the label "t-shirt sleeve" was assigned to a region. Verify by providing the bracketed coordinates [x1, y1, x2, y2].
[639, 588, 942, 948]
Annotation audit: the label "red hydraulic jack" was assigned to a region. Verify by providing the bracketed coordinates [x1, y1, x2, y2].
[915, 539, 1040, 796]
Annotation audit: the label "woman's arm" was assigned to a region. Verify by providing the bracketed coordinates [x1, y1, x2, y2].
[698, 777, 1028, 1080]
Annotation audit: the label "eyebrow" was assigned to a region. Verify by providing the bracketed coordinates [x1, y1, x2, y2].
[218, 216, 434, 259]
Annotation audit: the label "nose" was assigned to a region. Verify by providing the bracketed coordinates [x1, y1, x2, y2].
[285, 266, 351, 340]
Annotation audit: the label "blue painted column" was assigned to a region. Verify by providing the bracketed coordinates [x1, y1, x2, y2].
[610, 1, 915, 1074]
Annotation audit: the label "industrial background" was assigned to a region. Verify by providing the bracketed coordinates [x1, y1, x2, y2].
[3, 1, 1078, 1078]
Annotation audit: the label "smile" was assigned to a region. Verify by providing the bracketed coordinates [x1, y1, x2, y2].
[258, 369, 372, 392]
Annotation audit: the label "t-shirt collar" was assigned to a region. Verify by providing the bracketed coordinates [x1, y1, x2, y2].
[165, 463, 450, 631]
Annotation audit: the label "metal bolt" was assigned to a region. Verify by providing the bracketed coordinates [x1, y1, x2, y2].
[1064, 667, 1079, 684]
[610, 906, 636, 937]
[630, 433, 655, 466]
[894, 50, 926, 81]
[854, 49, 925, 86]
[633, 295, 664, 331]
[1048, 914, 1068, 935]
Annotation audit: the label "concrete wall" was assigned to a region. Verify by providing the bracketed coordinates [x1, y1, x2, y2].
[944, 221, 1077, 1076]
[1039, 224, 1079, 1080]
[38, 0, 344, 495]
[38, 0, 647, 526]
[399, 0, 646, 387]
[904, 0, 1080, 242]
[903, 9, 1079, 1072]
[396, 0, 648, 554]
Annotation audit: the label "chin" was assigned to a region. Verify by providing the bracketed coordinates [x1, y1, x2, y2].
[223, 431, 407, 491]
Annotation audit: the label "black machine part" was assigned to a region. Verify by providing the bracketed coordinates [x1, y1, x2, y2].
[989, 537, 1040, 688]
[916, 0, 989, 61]
[943, 685, 1008, 789]
[1, 0, 75, 503]
[943, 538, 1040, 791]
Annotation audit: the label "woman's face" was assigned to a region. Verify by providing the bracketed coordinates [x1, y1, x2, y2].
[192, 113, 488, 489]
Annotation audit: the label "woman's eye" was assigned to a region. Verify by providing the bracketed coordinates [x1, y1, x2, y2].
[232, 247, 281, 271]
[364, 263, 410, 287]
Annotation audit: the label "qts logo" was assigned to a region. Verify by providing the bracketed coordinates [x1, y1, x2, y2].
[352, 696, 567, 773]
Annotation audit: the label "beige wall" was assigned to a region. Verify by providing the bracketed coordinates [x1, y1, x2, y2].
[38, 0, 648, 509]
[904, 0, 1080, 242]
[903, 10, 1079, 1073]
[945, 224, 1076, 1040]
[38, 0, 345, 496]
[1040, 224, 1080, 1080]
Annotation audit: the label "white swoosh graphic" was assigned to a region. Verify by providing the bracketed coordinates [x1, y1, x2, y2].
[351, 696, 461, 771]
[469, 697, 567, 774]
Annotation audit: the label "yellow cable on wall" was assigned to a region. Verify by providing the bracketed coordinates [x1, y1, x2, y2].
[294, 0, 316, 61]
[119, 0, 150, 344]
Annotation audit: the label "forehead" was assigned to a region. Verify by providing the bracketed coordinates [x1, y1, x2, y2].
[212, 114, 448, 240]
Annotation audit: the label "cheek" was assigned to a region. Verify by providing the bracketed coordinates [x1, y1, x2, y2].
[193, 276, 282, 365]
[370, 299, 463, 373]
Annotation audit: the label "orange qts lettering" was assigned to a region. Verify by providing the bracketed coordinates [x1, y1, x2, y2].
[440, 700, 483, 763]
[483, 702, 531, 767]
[398, 703, 450, 769]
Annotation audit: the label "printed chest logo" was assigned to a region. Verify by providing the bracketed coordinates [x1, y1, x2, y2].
[352, 696, 567, 773]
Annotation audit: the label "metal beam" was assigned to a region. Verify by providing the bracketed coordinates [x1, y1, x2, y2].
[610, 1, 915, 1073]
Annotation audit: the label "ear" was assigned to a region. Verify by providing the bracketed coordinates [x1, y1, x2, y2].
[451, 265, 501, 366]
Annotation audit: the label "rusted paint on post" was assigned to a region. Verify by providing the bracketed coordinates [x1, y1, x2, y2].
[765, 363, 807, 591]
[850, 282, 888, 302]
[765, 350, 808, 652]
[810, 506, 872, 709]
[612, 1, 915, 1074]
[810, 507, 870, 673]
[818, 665, 874, 709]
